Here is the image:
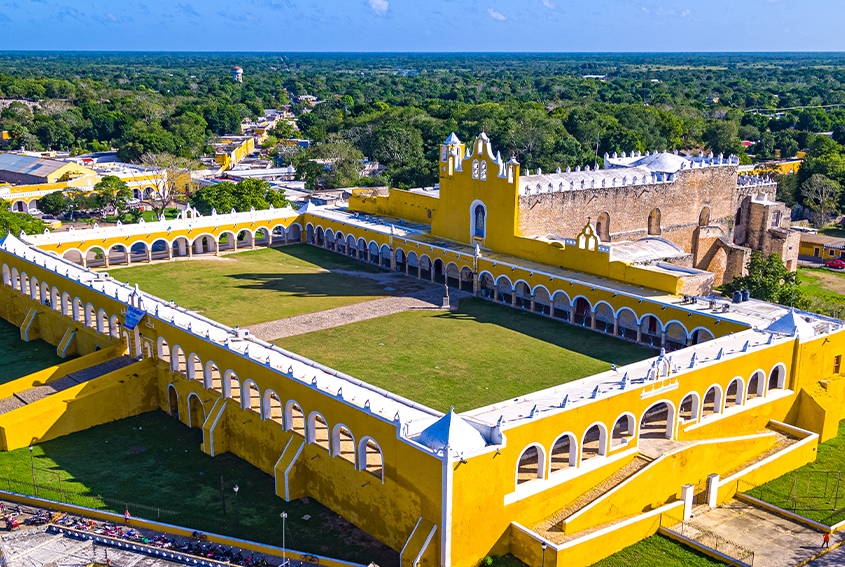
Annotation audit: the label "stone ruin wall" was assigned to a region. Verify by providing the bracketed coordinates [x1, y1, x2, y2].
[516, 166, 741, 255]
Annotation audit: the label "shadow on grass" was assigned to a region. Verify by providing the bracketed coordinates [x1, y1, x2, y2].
[436, 298, 655, 366]
[226, 271, 391, 299]
[0, 318, 69, 385]
[8, 412, 397, 566]
[249, 244, 384, 274]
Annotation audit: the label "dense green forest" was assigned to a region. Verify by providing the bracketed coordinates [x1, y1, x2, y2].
[3, 52, 845, 205]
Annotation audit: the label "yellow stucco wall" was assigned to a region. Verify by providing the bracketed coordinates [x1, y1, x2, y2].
[349, 188, 437, 226]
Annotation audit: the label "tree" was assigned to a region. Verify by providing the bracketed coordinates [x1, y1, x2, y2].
[92, 175, 132, 217]
[0, 199, 47, 235]
[720, 251, 805, 308]
[702, 120, 744, 156]
[140, 153, 196, 218]
[801, 174, 842, 228]
[39, 191, 70, 217]
[189, 179, 288, 215]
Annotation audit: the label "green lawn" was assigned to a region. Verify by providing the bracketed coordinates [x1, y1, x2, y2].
[0, 412, 397, 566]
[109, 245, 416, 327]
[798, 267, 845, 318]
[278, 298, 654, 412]
[591, 534, 726, 566]
[0, 317, 67, 385]
[747, 419, 845, 525]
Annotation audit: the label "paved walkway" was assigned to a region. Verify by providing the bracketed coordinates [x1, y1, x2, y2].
[807, 542, 845, 565]
[686, 499, 844, 567]
[248, 287, 471, 341]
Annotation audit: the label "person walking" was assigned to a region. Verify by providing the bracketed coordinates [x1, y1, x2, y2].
[822, 532, 831, 548]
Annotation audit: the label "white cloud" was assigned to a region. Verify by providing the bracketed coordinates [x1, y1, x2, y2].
[487, 7, 506, 20]
[368, 0, 388, 16]
[542, 0, 556, 8]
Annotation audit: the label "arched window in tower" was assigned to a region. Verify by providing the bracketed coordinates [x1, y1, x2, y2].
[480, 161, 487, 181]
[474, 204, 486, 238]
[647, 208, 662, 236]
[472, 160, 480, 179]
[699, 206, 711, 227]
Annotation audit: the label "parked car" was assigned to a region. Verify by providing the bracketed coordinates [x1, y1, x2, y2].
[824, 258, 845, 270]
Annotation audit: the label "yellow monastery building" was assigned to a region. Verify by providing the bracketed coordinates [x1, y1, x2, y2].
[0, 134, 842, 567]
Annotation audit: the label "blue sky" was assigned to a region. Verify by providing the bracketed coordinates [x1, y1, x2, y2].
[1, 0, 843, 52]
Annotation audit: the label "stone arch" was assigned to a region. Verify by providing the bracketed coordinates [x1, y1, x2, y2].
[1, 264, 10, 286]
[573, 296, 592, 326]
[594, 301, 615, 333]
[516, 444, 546, 485]
[96, 309, 109, 335]
[596, 212, 610, 241]
[285, 401, 305, 436]
[702, 385, 724, 416]
[84, 303, 96, 329]
[406, 250, 419, 276]
[581, 423, 608, 461]
[432, 257, 444, 283]
[395, 248, 406, 272]
[262, 390, 283, 424]
[768, 363, 786, 391]
[107, 243, 129, 265]
[306, 223, 315, 244]
[616, 307, 639, 340]
[357, 238, 367, 261]
[171, 237, 189, 258]
[690, 327, 715, 345]
[334, 231, 346, 254]
[611, 413, 636, 447]
[40, 280, 50, 305]
[308, 412, 330, 450]
[664, 321, 688, 350]
[514, 280, 531, 309]
[171, 345, 186, 375]
[550, 433, 577, 472]
[726, 377, 744, 407]
[478, 271, 495, 299]
[19, 272, 28, 296]
[205, 362, 222, 391]
[647, 208, 661, 235]
[167, 384, 179, 418]
[639, 314, 662, 346]
[459, 266, 474, 292]
[286, 223, 302, 242]
[186, 353, 204, 383]
[62, 249, 84, 266]
[359, 437, 384, 482]
[254, 227, 270, 247]
[679, 392, 701, 422]
[50, 286, 60, 311]
[347, 234, 358, 258]
[157, 337, 171, 363]
[699, 206, 711, 227]
[445, 262, 460, 288]
[316, 226, 326, 247]
[29, 276, 39, 301]
[129, 241, 149, 261]
[72, 297, 84, 323]
[242, 380, 261, 413]
[380, 244, 391, 269]
[151, 238, 170, 258]
[552, 291, 571, 321]
[640, 401, 675, 440]
[747, 370, 765, 400]
[10, 267, 19, 291]
[187, 393, 205, 429]
[109, 315, 120, 338]
[532, 285, 551, 315]
[61, 292, 71, 317]
[495, 275, 514, 305]
[224, 370, 241, 404]
[332, 424, 356, 466]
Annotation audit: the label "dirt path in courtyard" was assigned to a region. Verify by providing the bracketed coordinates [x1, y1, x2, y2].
[806, 270, 845, 295]
[248, 285, 471, 341]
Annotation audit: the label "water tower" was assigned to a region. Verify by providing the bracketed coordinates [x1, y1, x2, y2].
[231, 66, 243, 83]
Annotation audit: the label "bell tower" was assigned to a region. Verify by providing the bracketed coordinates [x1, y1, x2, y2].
[439, 132, 465, 180]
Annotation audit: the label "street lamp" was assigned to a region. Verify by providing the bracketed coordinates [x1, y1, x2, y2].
[29, 444, 36, 497]
[541, 542, 547, 567]
[280, 512, 288, 566]
[233, 484, 239, 521]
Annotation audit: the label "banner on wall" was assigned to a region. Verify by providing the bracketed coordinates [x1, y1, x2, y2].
[123, 306, 146, 330]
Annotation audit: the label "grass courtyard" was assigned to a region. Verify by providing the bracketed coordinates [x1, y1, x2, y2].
[591, 534, 726, 566]
[0, 317, 67, 385]
[799, 267, 845, 318]
[278, 298, 654, 412]
[109, 245, 420, 327]
[746, 419, 845, 525]
[0, 411, 397, 566]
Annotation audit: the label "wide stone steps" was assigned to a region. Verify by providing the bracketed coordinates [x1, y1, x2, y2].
[0, 356, 135, 416]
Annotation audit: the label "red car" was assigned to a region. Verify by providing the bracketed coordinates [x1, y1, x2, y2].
[825, 258, 845, 270]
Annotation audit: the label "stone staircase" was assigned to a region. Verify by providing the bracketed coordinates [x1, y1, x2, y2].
[0, 356, 135, 416]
